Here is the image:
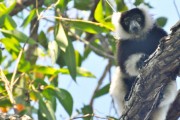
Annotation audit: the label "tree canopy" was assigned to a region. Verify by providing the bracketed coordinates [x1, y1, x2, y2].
[0, 0, 179, 120]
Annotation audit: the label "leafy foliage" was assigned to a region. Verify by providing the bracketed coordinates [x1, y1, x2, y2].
[156, 17, 168, 27]
[0, 0, 167, 120]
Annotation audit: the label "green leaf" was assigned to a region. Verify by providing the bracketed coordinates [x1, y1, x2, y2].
[49, 75, 58, 87]
[56, 50, 66, 67]
[42, 86, 55, 100]
[115, 0, 128, 11]
[104, 1, 113, 17]
[0, 15, 17, 29]
[33, 79, 47, 88]
[75, 50, 82, 67]
[82, 46, 91, 61]
[34, 65, 93, 78]
[34, 65, 75, 75]
[94, 0, 104, 22]
[0, 50, 2, 64]
[51, 96, 57, 111]
[34, 65, 60, 75]
[144, 2, 153, 8]
[156, 17, 167, 27]
[93, 84, 110, 98]
[44, 0, 56, 6]
[0, 52, 6, 64]
[0, 15, 5, 28]
[42, 86, 57, 112]
[43, 86, 73, 116]
[0, 98, 11, 107]
[4, 15, 16, 30]
[81, 105, 93, 120]
[0, 2, 16, 17]
[0, 29, 36, 44]
[87, 39, 108, 57]
[18, 60, 31, 72]
[61, 39, 76, 80]
[39, 96, 56, 120]
[77, 67, 95, 78]
[21, 9, 36, 28]
[48, 41, 59, 64]
[134, 0, 144, 6]
[62, 19, 112, 34]
[1, 38, 21, 52]
[55, 23, 68, 52]
[38, 109, 48, 120]
[55, 88, 73, 116]
[0, 4, 7, 17]
[108, 35, 116, 54]
[74, 0, 92, 10]
[56, 0, 70, 12]
[38, 31, 48, 49]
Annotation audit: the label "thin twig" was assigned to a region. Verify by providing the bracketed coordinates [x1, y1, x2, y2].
[173, 0, 180, 19]
[0, 68, 16, 105]
[1, 0, 45, 109]
[0, 95, 8, 100]
[39, 15, 115, 60]
[36, 0, 60, 21]
[110, 99, 119, 116]
[70, 113, 110, 120]
[105, 0, 116, 12]
[10, 0, 58, 90]
[7, 1, 41, 107]
[10, 50, 23, 87]
[89, 61, 112, 107]
[69, 30, 115, 60]
[12, 73, 25, 86]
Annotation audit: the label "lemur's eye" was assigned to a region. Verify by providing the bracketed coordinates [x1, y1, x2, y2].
[124, 17, 129, 25]
[137, 17, 141, 21]
[124, 20, 129, 25]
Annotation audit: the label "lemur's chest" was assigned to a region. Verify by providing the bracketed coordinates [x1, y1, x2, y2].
[117, 40, 151, 76]
[118, 40, 149, 62]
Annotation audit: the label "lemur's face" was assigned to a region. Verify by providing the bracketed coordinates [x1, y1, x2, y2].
[120, 8, 145, 34]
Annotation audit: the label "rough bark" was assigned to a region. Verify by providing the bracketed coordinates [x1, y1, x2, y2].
[25, 16, 39, 64]
[10, 0, 44, 16]
[167, 90, 180, 120]
[120, 21, 180, 120]
[85, 0, 100, 42]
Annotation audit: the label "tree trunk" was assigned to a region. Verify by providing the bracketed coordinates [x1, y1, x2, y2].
[120, 21, 180, 120]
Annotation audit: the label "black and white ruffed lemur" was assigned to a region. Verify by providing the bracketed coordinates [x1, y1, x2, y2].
[109, 5, 177, 120]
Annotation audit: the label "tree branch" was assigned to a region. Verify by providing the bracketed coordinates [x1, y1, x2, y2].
[10, 0, 44, 16]
[89, 61, 112, 107]
[120, 21, 180, 120]
[85, 0, 100, 41]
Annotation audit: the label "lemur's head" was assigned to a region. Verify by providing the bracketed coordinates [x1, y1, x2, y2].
[112, 6, 154, 39]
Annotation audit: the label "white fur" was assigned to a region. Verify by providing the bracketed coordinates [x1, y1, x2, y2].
[150, 105, 170, 120]
[110, 5, 177, 119]
[112, 12, 130, 40]
[151, 81, 177, 120]
[158, 81, 177, 107]
[110, 68, 177, 119]
[109, 67, 127, 115]
[125, 53, 144, 76]
[111, 5, 154, 40]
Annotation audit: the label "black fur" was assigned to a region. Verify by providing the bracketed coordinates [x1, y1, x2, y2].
[118, 25, 167, 74]
[120, 8, 145, 33]
[117, 25, 167, 98]
[110, 8, 177, 120]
